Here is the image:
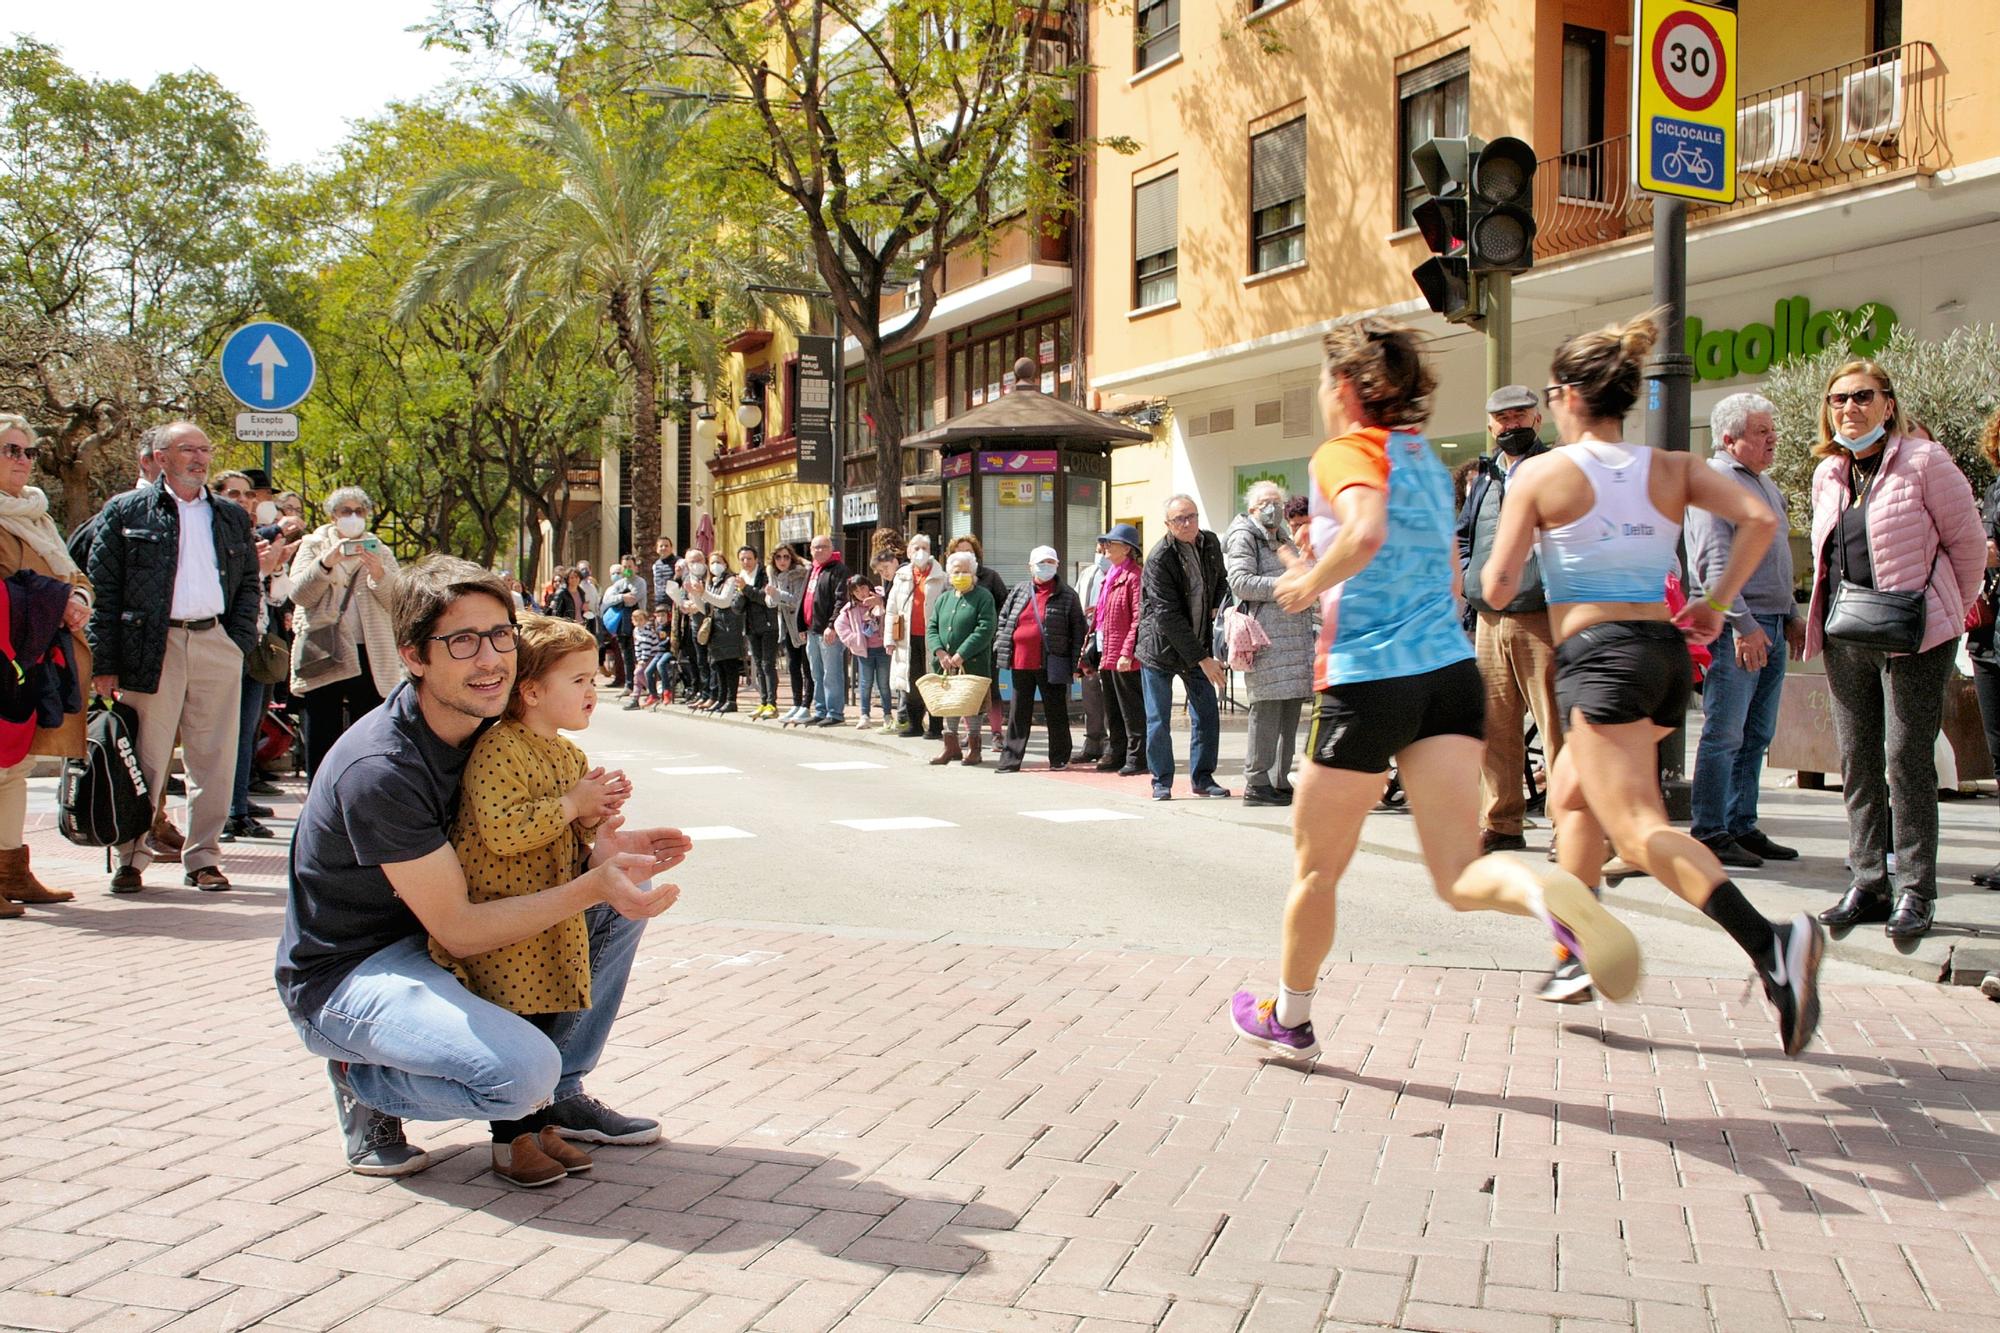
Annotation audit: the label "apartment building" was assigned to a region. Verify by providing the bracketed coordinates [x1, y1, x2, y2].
[1084, 0, 2000, 530]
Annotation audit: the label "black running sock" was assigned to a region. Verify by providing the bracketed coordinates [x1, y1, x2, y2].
[1701, 880, 1777, 963]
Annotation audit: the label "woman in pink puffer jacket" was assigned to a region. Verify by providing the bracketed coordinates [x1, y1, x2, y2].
[1806, 361, 1984, 941]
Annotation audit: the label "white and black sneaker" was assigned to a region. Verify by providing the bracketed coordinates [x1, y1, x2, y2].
[1535, 956, 1594, 1004]
[328, 1061, 431, 1177]
[543, 1093, 662, 1145]
[1756, 913, 1825, 1057]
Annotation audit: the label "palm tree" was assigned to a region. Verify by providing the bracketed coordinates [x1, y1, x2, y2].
[399, 88, 786, 552]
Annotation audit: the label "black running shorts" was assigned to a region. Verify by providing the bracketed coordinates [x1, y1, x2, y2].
[1553, 619, 1693, 729]
[1306, 658, 1486, 773]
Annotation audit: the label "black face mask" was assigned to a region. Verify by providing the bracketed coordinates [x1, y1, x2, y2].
[1494, 426, 1540, 457]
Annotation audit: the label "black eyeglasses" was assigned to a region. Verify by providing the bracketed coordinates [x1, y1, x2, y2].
[1825, 388, 1883, 408]
[1542, 384, 1571, 405]
[427, 626, 520, 660]
[0, 443, 41, 462]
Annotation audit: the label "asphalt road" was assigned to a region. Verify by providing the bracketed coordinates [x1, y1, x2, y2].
[582, 700, 1903, 987]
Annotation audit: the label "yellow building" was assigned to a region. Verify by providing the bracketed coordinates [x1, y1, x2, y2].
[1085, 0, 2000, 526]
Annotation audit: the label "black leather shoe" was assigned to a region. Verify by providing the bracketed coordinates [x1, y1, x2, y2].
[1884, 893, 1934, 939]
[1972, 863, 2000, 888]
[1701, 834, 1764, 869]
[1818, 886, 1891, 928]
[247, 802, 275, 818]
[1243, 784, 1290, 807]
[1734, 829, 1798, 862]
[1094, 757, 1123, 773]
[1075, 751, 1103, 766]
[1480, 831, 1528, 854]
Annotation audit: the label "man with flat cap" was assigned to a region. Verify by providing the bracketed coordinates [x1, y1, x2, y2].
[1456, 385, 1565, 867]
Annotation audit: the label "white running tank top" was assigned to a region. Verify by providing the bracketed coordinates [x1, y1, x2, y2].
[1535, 442, 1682, 605]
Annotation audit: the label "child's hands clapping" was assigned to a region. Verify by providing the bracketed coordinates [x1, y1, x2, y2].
[565, 766, 633, 825]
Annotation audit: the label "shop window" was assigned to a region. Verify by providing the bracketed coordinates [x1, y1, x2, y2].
[1133, 171, 1178, 307]
[1136, 0, 1179, 72]
[1397, 52, 1469, 228]
[1250, 118, 1306, 274]
[948, 304, 1072, 414]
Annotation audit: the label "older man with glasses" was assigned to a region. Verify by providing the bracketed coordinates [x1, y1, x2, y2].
[1139, 495, 1231, 801]
[87, 422, 262, 895]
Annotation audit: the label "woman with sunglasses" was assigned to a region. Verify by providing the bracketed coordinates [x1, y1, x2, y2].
[0, 414, 93, 917]
[289, 486, 403, 781]
[1473, 310, 1825, 1057]
[1806, 363, 1984, 941]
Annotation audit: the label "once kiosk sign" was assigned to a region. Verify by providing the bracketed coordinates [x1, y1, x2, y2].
[1635, 0, 1737, 204]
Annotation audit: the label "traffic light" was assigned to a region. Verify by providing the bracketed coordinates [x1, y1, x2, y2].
[1410, 137, 1477, 325]
[1408, 134, 1539, 322]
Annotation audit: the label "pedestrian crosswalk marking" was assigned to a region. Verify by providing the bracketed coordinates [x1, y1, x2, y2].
[654, 765, 742, 776]
[683, 826, 755, 840]
[1020, 808, 1143, 824]
[834, 816, 957, 832]
[799, 761, 886, 772]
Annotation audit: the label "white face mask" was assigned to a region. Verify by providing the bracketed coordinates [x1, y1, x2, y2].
[689, 562, 708, 578]
[255, 501, 279, 525]
[913, 551, 932, 568]
[334, 513, 366, 539]
[1032, 562, 1058, 583]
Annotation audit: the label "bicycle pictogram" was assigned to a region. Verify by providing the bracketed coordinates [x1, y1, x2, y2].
[1657, 142, 1717, 187]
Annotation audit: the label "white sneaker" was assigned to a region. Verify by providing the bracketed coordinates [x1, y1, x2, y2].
[855, 717, 873, 730]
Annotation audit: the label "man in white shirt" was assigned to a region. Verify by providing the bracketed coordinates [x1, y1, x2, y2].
[87, 424, 261, 894]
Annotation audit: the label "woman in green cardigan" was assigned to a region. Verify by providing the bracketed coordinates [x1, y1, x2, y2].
[926, 549, 997, 766]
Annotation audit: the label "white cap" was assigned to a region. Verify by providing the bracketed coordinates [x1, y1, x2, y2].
[1029, 545, 1059, 565]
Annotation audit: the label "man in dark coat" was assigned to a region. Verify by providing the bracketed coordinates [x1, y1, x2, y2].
[801, 532, 850, 725]
[1138, 494, 1231, 801]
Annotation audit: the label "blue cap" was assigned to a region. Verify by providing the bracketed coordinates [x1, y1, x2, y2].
[1097, 523, 1141, 550]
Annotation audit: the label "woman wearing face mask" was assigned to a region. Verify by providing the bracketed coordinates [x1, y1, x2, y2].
[736, 546, 780, 718]
[768, 545, 813, 724]
[693, 551, 746, 714]
[677, 551, 714, 709]
[927, 550, 997, 765]
[993, 546, 1089, 773]
[1224, 482, 1316, 807]
[885, 536, 947, 740]
[1806, 362, 1984, 941]
[288, 487, 403, 780]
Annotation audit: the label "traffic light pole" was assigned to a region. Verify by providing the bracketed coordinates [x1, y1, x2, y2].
[1644, 196, 1694, 820]
[1481, 272, 1513, 400]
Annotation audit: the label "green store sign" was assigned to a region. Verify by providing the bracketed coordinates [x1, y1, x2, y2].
[1685, 297, 1897, 383]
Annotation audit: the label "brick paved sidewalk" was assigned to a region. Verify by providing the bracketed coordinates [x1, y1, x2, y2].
[3, 850, 1999, 1332]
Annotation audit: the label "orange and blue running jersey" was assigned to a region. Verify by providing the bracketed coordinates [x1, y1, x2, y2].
[1308, 426, 1473, 690]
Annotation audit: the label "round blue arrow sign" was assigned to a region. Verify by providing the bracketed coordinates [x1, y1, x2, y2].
[220, 321, 316, 412]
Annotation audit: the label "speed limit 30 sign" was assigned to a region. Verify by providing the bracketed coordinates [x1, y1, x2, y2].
[1635, 0, 1737, 204]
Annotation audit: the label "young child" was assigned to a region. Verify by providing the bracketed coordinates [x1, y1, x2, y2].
[625, 608, 668, 710]
[834, 574, 891, 728]
[430, 614, 638, 1187]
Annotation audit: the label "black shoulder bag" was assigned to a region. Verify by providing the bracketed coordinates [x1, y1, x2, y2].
[1822, 461, 1928, 654]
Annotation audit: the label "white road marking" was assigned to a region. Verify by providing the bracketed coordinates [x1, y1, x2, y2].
[1020, 808, 1143, 824]
[682, 826, 755, 840]
[653, 765, 742, 776]
[834, 816, 957, 832]
[799, 760, 886, 772]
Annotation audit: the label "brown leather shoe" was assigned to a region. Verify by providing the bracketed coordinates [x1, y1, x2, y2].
[0, 893, 21, 919]
[146, 815, 184, 865]
[492, 1133, 566, 1187]
[536, 1126, 593, 1175]
[184, 867, 232, 892]
[0, 846, 71, 904]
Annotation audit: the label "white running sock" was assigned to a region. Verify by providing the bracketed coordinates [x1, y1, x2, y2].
[1276, 985, 1315, 1029]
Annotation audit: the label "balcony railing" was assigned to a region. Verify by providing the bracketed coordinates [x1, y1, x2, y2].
[1535, 42, 1947, 261]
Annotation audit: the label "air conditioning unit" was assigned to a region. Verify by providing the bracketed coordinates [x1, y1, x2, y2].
[1840, 57, 1904, 144]
[1029, 37, 1074, 98]
[1738, 91, 1820, 173]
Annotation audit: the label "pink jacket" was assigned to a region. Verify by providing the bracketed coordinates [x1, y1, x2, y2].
[1805, 434, 1984, 658]
[1093, 559, 1142, 666]
[833, 599, 883, 655]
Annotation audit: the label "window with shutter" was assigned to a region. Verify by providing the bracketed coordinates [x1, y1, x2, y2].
[1397, 52, 1470, 228]
[1250, 118, 1306, 274]
[1133, 172, 1179, 307]
[1136, 0, 1179, 72]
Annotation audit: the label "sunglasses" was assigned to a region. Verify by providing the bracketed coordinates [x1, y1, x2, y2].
[1542, 384, 1571, 405]
[0, 443, 41, 462]
[1825, 388, 1884, 408]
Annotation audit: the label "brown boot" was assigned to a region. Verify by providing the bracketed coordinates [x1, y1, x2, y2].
[0, 893, 20, 919]
[492, 1133, 566, 1187]
[962, 731, 982, 766]
[930, 734, 963, 765]
[536, 1125, 593, 1175]
[1, 846, 72, 904]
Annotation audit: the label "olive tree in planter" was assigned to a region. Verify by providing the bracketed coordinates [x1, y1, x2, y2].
[1764, 321, 2000, 516]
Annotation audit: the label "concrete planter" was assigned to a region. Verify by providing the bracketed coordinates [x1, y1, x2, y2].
[1767, 668, 1993, 784]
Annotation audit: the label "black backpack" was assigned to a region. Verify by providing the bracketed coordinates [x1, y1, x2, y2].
[59, 698, 154, 849]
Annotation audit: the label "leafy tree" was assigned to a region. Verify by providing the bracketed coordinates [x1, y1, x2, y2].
[425, 0, 1102, 524]
[398, 87, 789, 554]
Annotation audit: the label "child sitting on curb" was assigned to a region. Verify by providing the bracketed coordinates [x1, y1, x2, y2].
[428, 614, 645, 1187]
[625, 608, 671, 709]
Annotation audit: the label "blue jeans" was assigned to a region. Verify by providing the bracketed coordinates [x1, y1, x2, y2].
[1690, 614, 1788, 842]
[230, 676, 266, 819]
[806, 632, 846, 720]
[286, 904, 646, 1122]
[857, 646, 892, 717]
[1141, 664, 1219, 792]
